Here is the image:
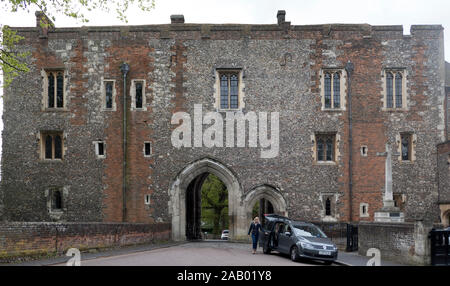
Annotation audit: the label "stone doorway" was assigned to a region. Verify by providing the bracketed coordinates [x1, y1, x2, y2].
[169, 158, 244, 241]
[185, 173, 229, 240]
[244, 184, 288, 228]
[169, 158, 289, 241]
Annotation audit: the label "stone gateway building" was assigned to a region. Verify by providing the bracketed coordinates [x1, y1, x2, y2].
[1, 11, 448, 241]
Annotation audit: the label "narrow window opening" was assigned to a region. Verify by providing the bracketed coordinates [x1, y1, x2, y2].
[98, 142, 104, 156]
[401, 134, 411, 161]
[230, 74, 239, 109]
[395, 73, 402, 108]
[317, 139, 324, 161]
[105, 81, 113, 109]
[325, 198, 331, 216]
[324, 73, 331, 108]
[52, 190, 62, 210]
[45, 135, 53, 159]
[386, 72, 394, 108]
[56, 73, 64, 108]
[220, 74, 229, 109]
[54, 135, 62, 159]
[326, 138, 333, 161]
[144, 142, 151, 156]
[135, 82, 143, 109]
[48, 73, 55, 108]
[333, 73, 340, 108]
[145, 194, 151, 205]
[361, 146, 368, 157]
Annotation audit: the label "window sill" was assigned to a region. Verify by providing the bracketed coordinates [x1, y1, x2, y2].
[40, 159, 64, 162]
[321, 108, 344, 112]
[382, 108, 408, 112]
[322, 216, 337, 222]
[43, 108, 69, 112]
[217, 108, 242, 112]
[314, 161, 337, 166]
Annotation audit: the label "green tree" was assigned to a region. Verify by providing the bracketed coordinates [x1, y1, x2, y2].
[1, 0, 155, 87]
[201, 174, 228, 235]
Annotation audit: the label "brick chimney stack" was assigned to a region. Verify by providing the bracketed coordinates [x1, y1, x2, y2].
[277, 10, 286, 25]
[35, 11, 54, 38]
[171, 15, 185, 24]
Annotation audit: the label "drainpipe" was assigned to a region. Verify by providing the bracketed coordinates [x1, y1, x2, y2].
[120, 62, 130, 222]
[345, 61, 354, 223]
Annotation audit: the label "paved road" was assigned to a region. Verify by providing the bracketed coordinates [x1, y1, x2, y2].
[56, 241, 331, 266]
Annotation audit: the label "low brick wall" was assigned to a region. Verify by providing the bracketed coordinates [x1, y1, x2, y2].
[0, 222, 171, 262]
[358, 221, 434, 265]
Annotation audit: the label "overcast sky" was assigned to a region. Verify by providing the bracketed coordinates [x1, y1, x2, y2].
[0, 0, 449, 163]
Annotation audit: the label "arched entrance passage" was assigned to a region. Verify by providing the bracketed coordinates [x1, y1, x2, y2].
[168, 158, 243, 241]
[244, 184, 288, 227]
[443, 210, 450, 227]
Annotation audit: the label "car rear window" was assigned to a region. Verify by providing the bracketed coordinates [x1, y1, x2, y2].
[292, 224, 327, 238]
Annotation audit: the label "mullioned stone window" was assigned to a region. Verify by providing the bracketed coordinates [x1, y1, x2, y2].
[41, 69, 66, 110]
[130, 79, 147, 111]
[40, 131, 64, 160]
[312, 133, 339, 163]
[214, 69, 245, 111]
[381, 69, 408, 110]
[311, 133, 341, 164]
[320, 69, 346, 111]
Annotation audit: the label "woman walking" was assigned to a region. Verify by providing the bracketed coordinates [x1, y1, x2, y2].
[248, 217, 262, 254]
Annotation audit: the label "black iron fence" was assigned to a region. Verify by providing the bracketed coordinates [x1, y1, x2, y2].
[429, 228, 450, 266]
[311, 222, 358, 252]
[346, 224, 358, 252]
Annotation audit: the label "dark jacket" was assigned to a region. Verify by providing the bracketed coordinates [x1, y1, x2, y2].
[248, 222, 262, 236]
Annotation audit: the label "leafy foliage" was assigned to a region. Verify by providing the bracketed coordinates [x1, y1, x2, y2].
[201, 174, 228, 235]
[1, 27, 30, 87]
[0, 0, 155, 87]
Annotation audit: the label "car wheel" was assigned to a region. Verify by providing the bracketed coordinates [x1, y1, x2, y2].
[290, 246, 299, 262]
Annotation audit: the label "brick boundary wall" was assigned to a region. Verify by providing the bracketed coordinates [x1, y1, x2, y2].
[358, 221, 440, 265]
[0, 222, 171, 262]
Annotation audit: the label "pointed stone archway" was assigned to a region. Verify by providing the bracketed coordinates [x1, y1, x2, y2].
[168, 158, 245, 241]
[244, 184, 288, 226]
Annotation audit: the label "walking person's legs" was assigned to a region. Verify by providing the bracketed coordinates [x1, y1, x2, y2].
[251, 234, 258, 254]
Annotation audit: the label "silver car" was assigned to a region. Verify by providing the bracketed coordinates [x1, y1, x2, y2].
[260, 218, 338, 265]
[221, 230, 229, 240]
